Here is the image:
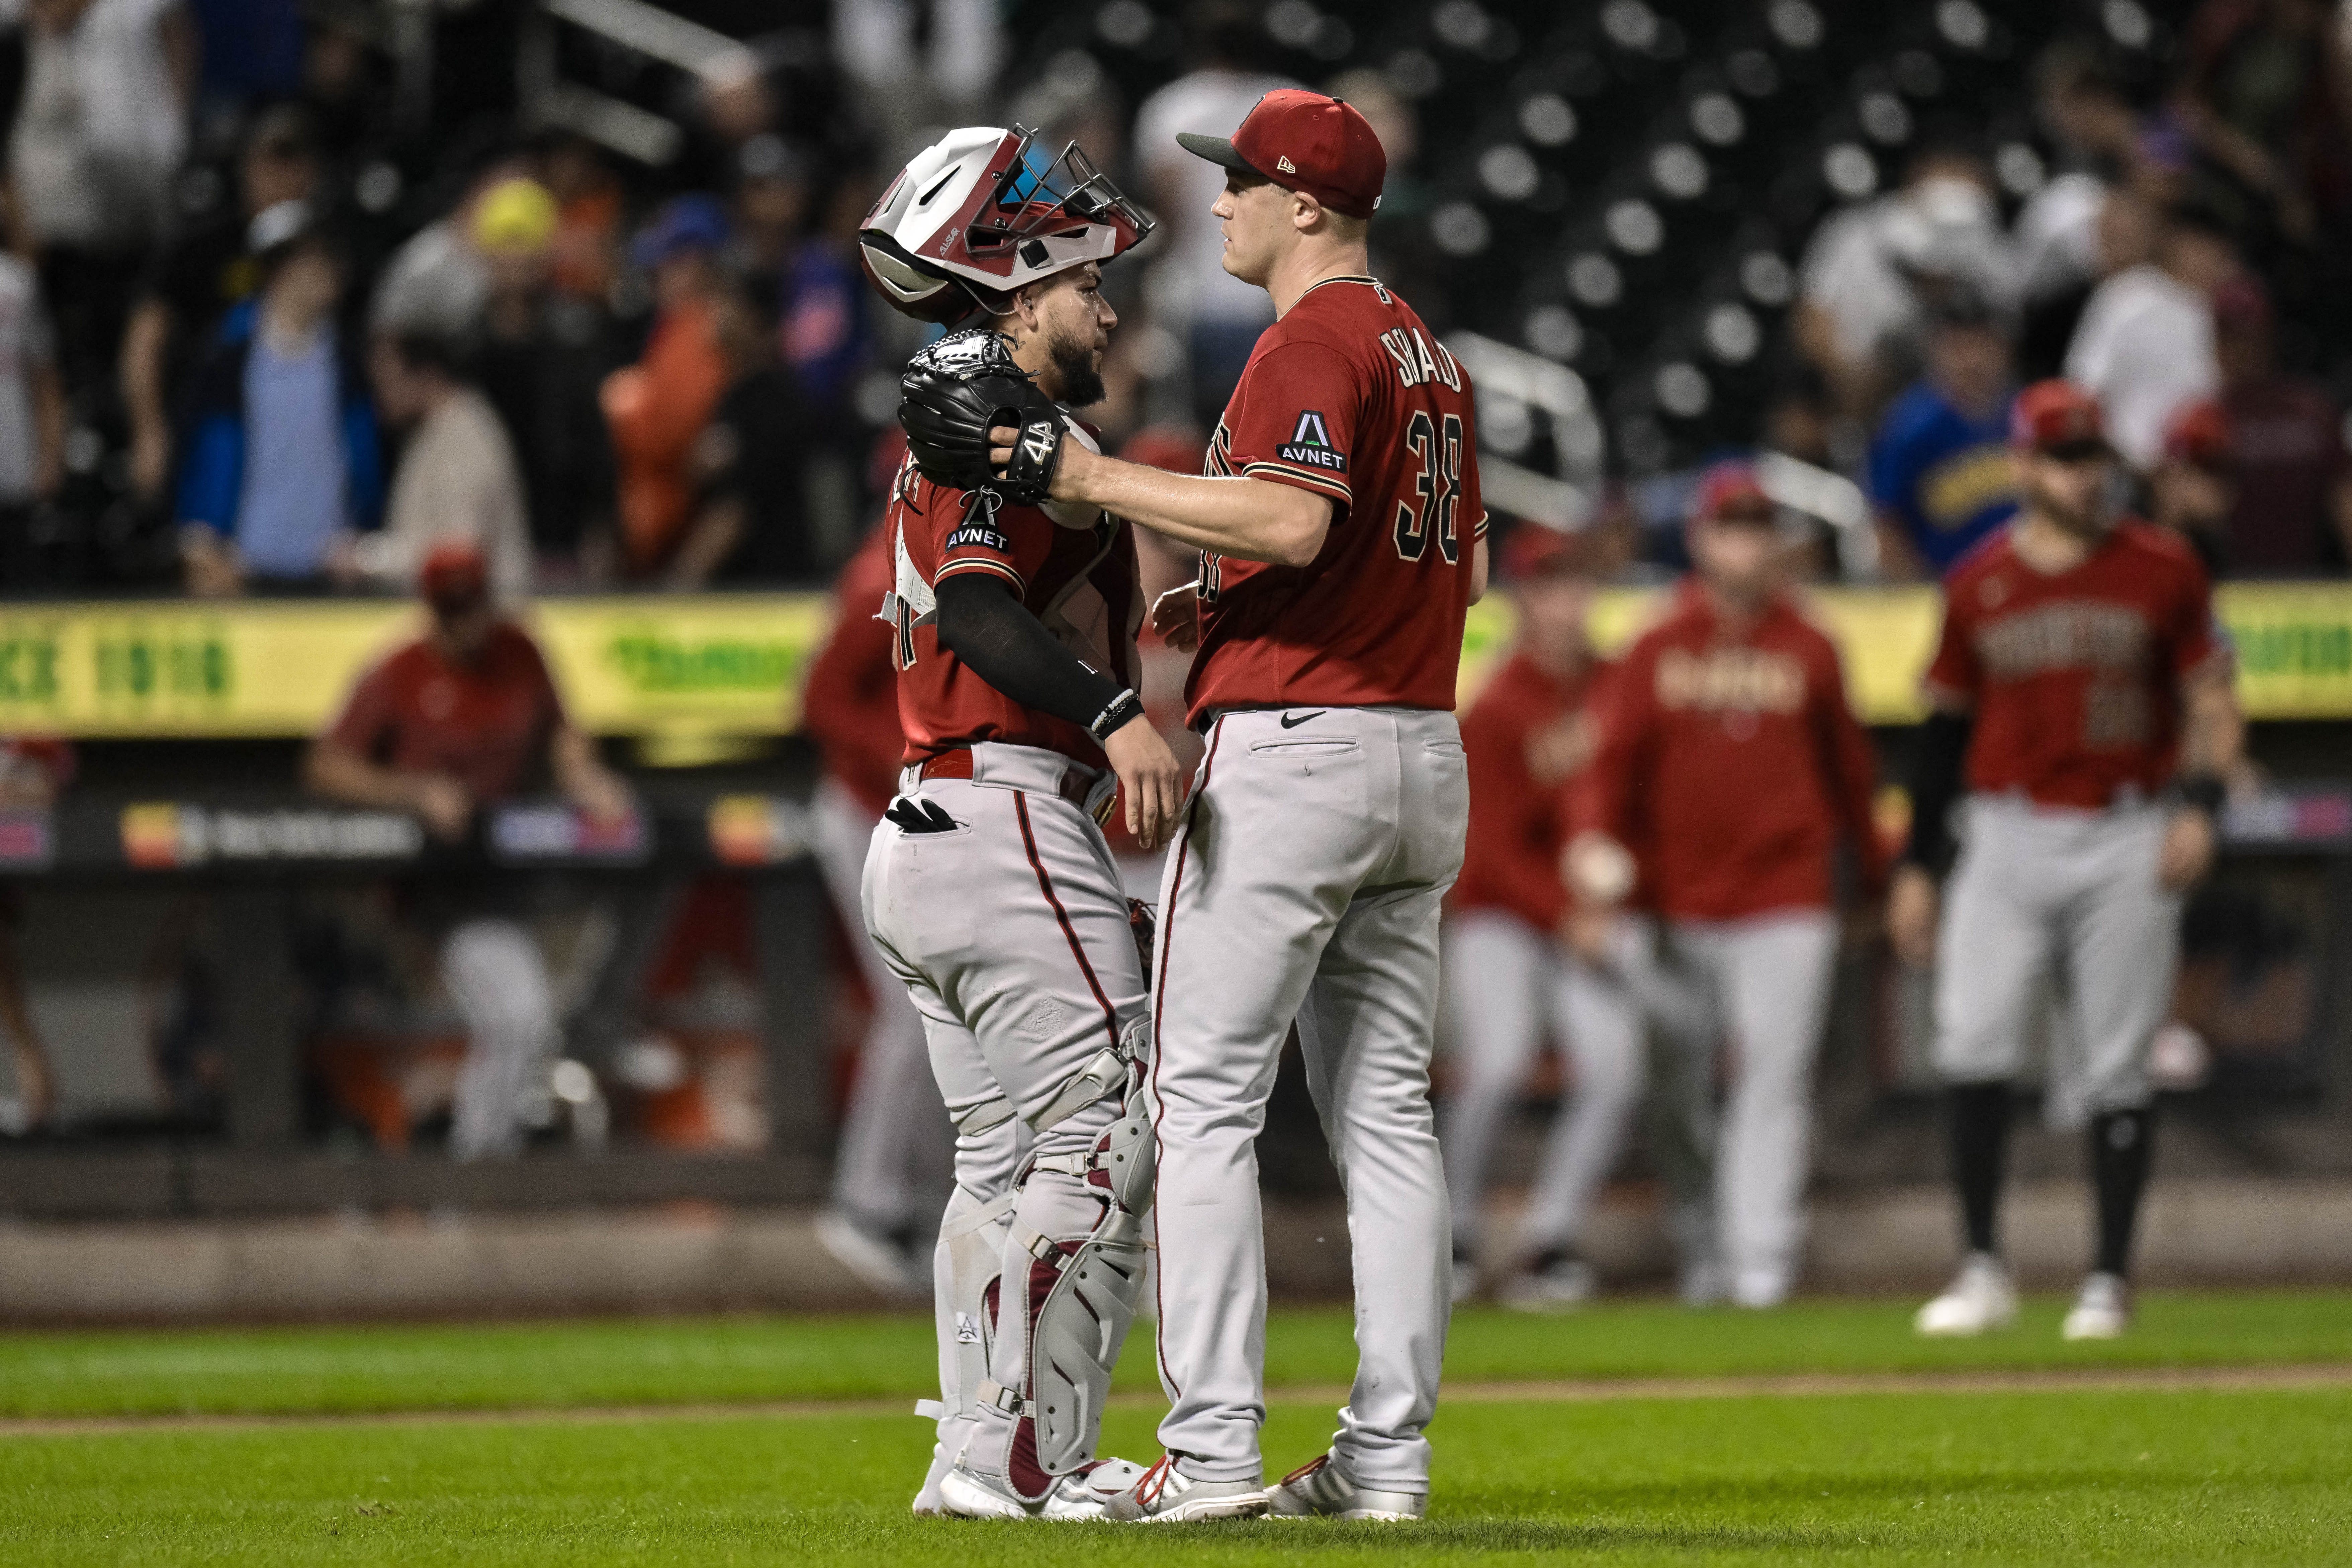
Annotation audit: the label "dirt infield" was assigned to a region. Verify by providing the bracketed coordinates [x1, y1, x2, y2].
[5, 1362, 2348, 1438]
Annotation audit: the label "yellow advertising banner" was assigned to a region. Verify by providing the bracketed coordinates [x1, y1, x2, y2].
[0, 583, 2343, 739]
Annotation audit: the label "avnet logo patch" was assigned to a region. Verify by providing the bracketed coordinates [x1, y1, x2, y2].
[1279, 409, 1345, 472]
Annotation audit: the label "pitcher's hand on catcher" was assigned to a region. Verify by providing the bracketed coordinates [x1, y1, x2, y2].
[1887, 863, 1939, 967]
[1105, 714, 1184, 852]
[1151, 583, 1201, 653]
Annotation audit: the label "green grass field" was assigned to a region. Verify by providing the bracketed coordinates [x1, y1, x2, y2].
[3, 1291, 2348, 1563]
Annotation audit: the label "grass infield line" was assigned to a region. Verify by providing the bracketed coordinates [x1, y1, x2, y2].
[5, 1361, 2349, 1438]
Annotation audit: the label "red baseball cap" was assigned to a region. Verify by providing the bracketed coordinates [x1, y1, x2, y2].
[2010, 379, 2110, 456]
[2163, 399, 2234, 470]
[420, 539, 490, 613]
[1500, 523, 1596, 581]
[1176, 90, 1386, 221]
[1689, 460, 1774, 524]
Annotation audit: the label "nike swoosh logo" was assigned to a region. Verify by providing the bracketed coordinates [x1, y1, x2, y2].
[1279, 711, 1326, 729]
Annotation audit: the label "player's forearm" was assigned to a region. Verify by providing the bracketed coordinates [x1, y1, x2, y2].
[2179, 668, 2244, 780]
[1056, 445, 1331, 567]
[305, 741, 427, 814]
[934, 572, 1128, 733]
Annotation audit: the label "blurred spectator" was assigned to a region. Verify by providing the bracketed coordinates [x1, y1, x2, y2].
[0, 738, 68, 1134]
[1795, 145, 2013, 419]
[540, 133, 623, 304]
[2176, 0, 2351, 243]
[1868, 287, 2020, 578]
[0, 235, 66, 582]
[1133, 5, 1292, 424]
[731, 134, 810, 303]
[833, 0, 1004, 138]
[677, 285, 807, 585]
[365, 330, 531, 599]
[2065, 195, 2234, 470]
[175, 206, 383, 595]
[2209, 277, 2352, 571]
[602, 196, 731, 579]
[185, 0, 301, 108]
[9, 0, 194, 409]
[370, 167, 510, 341]
[121, 105, 320, 503]
[472, 176, 618, 582]
[2152, 398, 2239, 576]
[305, 542, 631, 1161]
[2015, 42, 2145, 379]
[776, 170, 874, 410]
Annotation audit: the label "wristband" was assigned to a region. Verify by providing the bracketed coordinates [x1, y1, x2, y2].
[1088, 689, 1146, 745]
[2173, 772, 2226, 817]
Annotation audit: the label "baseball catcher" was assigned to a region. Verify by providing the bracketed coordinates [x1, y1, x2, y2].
[852, 123, 1177, 1520]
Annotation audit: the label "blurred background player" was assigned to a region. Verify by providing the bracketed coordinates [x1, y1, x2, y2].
[306, 542, 633, 1160]
[801, 516, 949, 1299]
[1893, 381, 2244, 1342]
[1441, 523, 1645, 1309]
[0, 737, 66, 1133]
[2151, 399, 2237, 578]
[1569, 463, 1886, 1309]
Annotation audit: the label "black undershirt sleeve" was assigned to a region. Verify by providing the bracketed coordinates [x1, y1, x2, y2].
[934, 571, 1126, 735]
[1903, 707, 1975, 878]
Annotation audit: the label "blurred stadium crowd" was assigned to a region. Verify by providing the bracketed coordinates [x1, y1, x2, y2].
[0, 0, 2341, 596]
[0, 0, 2346, 1299]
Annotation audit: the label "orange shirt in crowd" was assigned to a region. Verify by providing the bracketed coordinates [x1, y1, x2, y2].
[1584, 580, 1884, 922]
[603, 298, 728, 574]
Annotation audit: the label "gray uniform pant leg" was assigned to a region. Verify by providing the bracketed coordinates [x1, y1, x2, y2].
[1518, 947, 1648, 1254]
[1150, 707, 1466, 1491]
[443, 918, 559, 1162]
[815, 777, 948, 1231]
[1439, 912, 1548, 1244]
[1669, 911, 1839, 1290]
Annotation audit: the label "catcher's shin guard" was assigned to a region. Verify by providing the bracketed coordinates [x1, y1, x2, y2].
[969, 1017, 1157, 1499]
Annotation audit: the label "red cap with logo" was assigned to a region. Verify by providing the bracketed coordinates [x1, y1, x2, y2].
[2163, 399, 2234, 470]
[1689, 460, 1774, 523]
[420, 539, 491, 613]
[1176, 90, 1386, 221]
[2009, 379, 2110, 454]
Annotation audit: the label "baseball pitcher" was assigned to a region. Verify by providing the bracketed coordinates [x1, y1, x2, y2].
[1892, 380, 2243, 1341]
[963, 89, 1489, 1522]
[852, 125, 1178, 1520]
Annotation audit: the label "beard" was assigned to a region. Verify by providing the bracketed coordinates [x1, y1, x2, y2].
[1046, 329, 1107, 409]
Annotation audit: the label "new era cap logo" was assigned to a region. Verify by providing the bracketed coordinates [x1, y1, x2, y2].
[1277, 155, 1297, 173]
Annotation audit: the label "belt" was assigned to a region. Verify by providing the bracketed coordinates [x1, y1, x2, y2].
[917, 748, 1114, 824]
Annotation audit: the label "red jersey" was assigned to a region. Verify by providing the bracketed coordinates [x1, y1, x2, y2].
[1454, 650, 1607, 931]
[882, 444, 1143, 769]
[326, 622, 565, 804]
[1586, 582, 1884, 922]
[1926, 520, 2225, 809]
[1187, 275, 1485, 724]
[802, 523, 905, 815]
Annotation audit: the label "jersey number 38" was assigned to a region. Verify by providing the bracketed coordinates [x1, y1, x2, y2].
[1394, 409, 1464, 565]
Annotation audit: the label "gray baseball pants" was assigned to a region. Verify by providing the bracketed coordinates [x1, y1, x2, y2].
[1148, 705, 1467, 1491]
[1933, 796, 2179, 1120]
[862, 742, 1146, 1487]
[443, 918, 560, 1162]
[1440, 909, 1647, 1255]
[812, 776, 949, 1233]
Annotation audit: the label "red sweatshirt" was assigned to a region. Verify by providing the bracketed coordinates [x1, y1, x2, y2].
[1453, 649, 1608, 931]
[1584, 580, 1883, 922]
[800, 524, 905, 817]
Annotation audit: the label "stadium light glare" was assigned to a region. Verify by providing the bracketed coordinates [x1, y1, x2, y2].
[1520, 93, 1577, 147]
[1651, 144, 1708, 199]
[1600, 0, 1658, 52]
[1996, 143, 2047, 196]
[1727, 49, 1780, 97]
[1824, 143, 1878, 199]
[1705, 303, 1760, 363]
[1935, 0, 1989, 50]
[1691, 93, 1744, 146]
[1432, 201, 1491, 256]
[2103, 0, 2152, 49]
[1655, 362, 1710, 418]
[1769, 0, 1823, 50]
[1480, 144, 1541, 201]
[1524, 304, 1584, 361]
[1741, 251, 1794, 306]
[1568, 253, 1623, 306]
[1605, 199, 1664, 254]
[1096, 0, 1153, 49]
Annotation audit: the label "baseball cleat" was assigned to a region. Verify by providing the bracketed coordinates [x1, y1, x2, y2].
[1499, 1247, 1595, 1312]
[1914, 1252, 2019, 1336]
[939, 1458, 1150, 1520]
[1103, 1455, 1269, 1522]
[2061, 1272, 2132, 1341]
[1267, 1453, 1427, 1521]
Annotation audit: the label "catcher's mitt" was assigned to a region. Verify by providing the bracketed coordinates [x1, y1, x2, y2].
[898, 328, 1069, 505]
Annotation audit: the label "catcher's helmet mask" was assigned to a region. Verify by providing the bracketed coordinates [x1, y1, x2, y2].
[860, 125, 1155, 323]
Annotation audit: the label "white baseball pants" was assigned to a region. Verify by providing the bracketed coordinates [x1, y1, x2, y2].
[1148, 706, 1467, 1491]
[862, 742, 1147, 1486]
[1440, 910, 1647, 1255]
[442, 917, 560, 1162]
[1650, 910, 1840, 1302]
[1933, 796, 2179, 1122]
[812, 776, 949, 1232]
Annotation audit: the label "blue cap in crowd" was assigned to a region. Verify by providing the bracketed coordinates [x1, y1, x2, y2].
[631, 194, 731, 270]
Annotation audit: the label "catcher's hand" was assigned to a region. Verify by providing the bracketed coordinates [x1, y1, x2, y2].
[898, 328, 1068, 505]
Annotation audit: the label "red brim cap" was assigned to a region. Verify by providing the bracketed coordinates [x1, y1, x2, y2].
[1500, 524, 1593, 581]
[1176, 89, 1385, 220]
[1691, 461, 1773, 522]
[2010, 378, 2110, 453]
[2163, 399, 2234, 469]
[420, 540, 491, 610]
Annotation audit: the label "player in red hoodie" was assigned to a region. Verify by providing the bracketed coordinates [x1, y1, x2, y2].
[1569, 462, 1884, 1307]
[1441, 525, 1646, 1309]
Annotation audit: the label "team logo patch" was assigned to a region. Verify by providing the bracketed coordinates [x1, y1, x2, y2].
[946, 522, 1012, 553]
[1278, 409, 1346, 472]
